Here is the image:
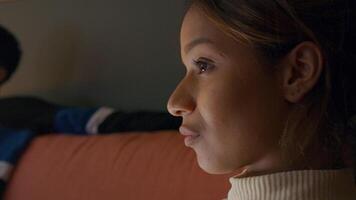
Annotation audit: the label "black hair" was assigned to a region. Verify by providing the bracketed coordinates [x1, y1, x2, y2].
[0, 25, 22, 84]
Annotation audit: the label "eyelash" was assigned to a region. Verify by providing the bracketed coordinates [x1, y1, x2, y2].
[193, 58, 215, 74]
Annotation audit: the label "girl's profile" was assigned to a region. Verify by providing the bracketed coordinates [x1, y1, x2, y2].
[167, 0, 356, 199]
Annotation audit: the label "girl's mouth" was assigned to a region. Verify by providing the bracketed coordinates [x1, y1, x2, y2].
[179, 126, 201, 147]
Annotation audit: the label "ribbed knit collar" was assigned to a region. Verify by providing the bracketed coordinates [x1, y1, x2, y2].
[228, 168, 356, 200]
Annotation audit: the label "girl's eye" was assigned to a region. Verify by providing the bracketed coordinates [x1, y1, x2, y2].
[193, 58, 215, 74]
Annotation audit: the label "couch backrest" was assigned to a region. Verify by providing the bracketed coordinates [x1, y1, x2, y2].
[4, 131, 231, 200]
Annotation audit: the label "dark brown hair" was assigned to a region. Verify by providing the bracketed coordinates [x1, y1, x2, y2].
[188, 0, 356, 168]
[0, 25, 22, 84]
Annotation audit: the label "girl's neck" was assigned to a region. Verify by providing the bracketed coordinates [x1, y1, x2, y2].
[232, 142, 346, 178]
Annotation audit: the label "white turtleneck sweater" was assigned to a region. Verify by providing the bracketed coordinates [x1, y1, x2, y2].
[226, 169, 356, 200]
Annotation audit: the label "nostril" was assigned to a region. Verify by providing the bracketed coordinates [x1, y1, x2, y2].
[167, 97, 195, 117]
[173, 107, 194, 117]
[174, 109, 183, 116]
[167, 103, 189, 117]
[170, 108, 183, 117]
[167, 99, 187, 117]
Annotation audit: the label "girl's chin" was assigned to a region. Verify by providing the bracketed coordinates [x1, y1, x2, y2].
[196, 155, 237, 175]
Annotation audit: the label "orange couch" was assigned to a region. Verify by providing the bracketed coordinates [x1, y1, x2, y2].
[4, 131, 232, 200]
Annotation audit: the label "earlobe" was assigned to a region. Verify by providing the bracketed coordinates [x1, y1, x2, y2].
[281, 41, 324, 103]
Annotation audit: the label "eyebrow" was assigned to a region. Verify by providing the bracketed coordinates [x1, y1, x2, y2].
[184, 37, 215, 54]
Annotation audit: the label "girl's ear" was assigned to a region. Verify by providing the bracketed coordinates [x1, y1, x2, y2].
[279, 41, 324, 103]
[0, 68, 7, 83]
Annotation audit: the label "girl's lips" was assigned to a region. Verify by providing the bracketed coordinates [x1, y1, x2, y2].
[179, 126, 201, 147]
[179, 126, 200, 137]
[183, 135, 201, 147]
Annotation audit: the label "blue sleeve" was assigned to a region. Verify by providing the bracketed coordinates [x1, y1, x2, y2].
[0, 127, 35, 198]
[0, 128, 35, 164]
[54, 107, 98, 134]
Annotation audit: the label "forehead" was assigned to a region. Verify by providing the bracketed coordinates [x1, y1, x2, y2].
[180, 6, 252, 58]
[180, 6, 224, 46]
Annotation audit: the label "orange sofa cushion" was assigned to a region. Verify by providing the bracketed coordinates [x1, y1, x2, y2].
[4, 131, 231, 200]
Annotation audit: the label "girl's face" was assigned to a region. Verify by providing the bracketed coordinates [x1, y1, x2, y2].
[167, 6, 289, 175]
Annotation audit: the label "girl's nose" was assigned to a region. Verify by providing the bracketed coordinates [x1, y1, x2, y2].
[167, 78, 196, 117]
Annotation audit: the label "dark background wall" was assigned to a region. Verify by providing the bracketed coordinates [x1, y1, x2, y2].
[0, 0, 185, 111]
